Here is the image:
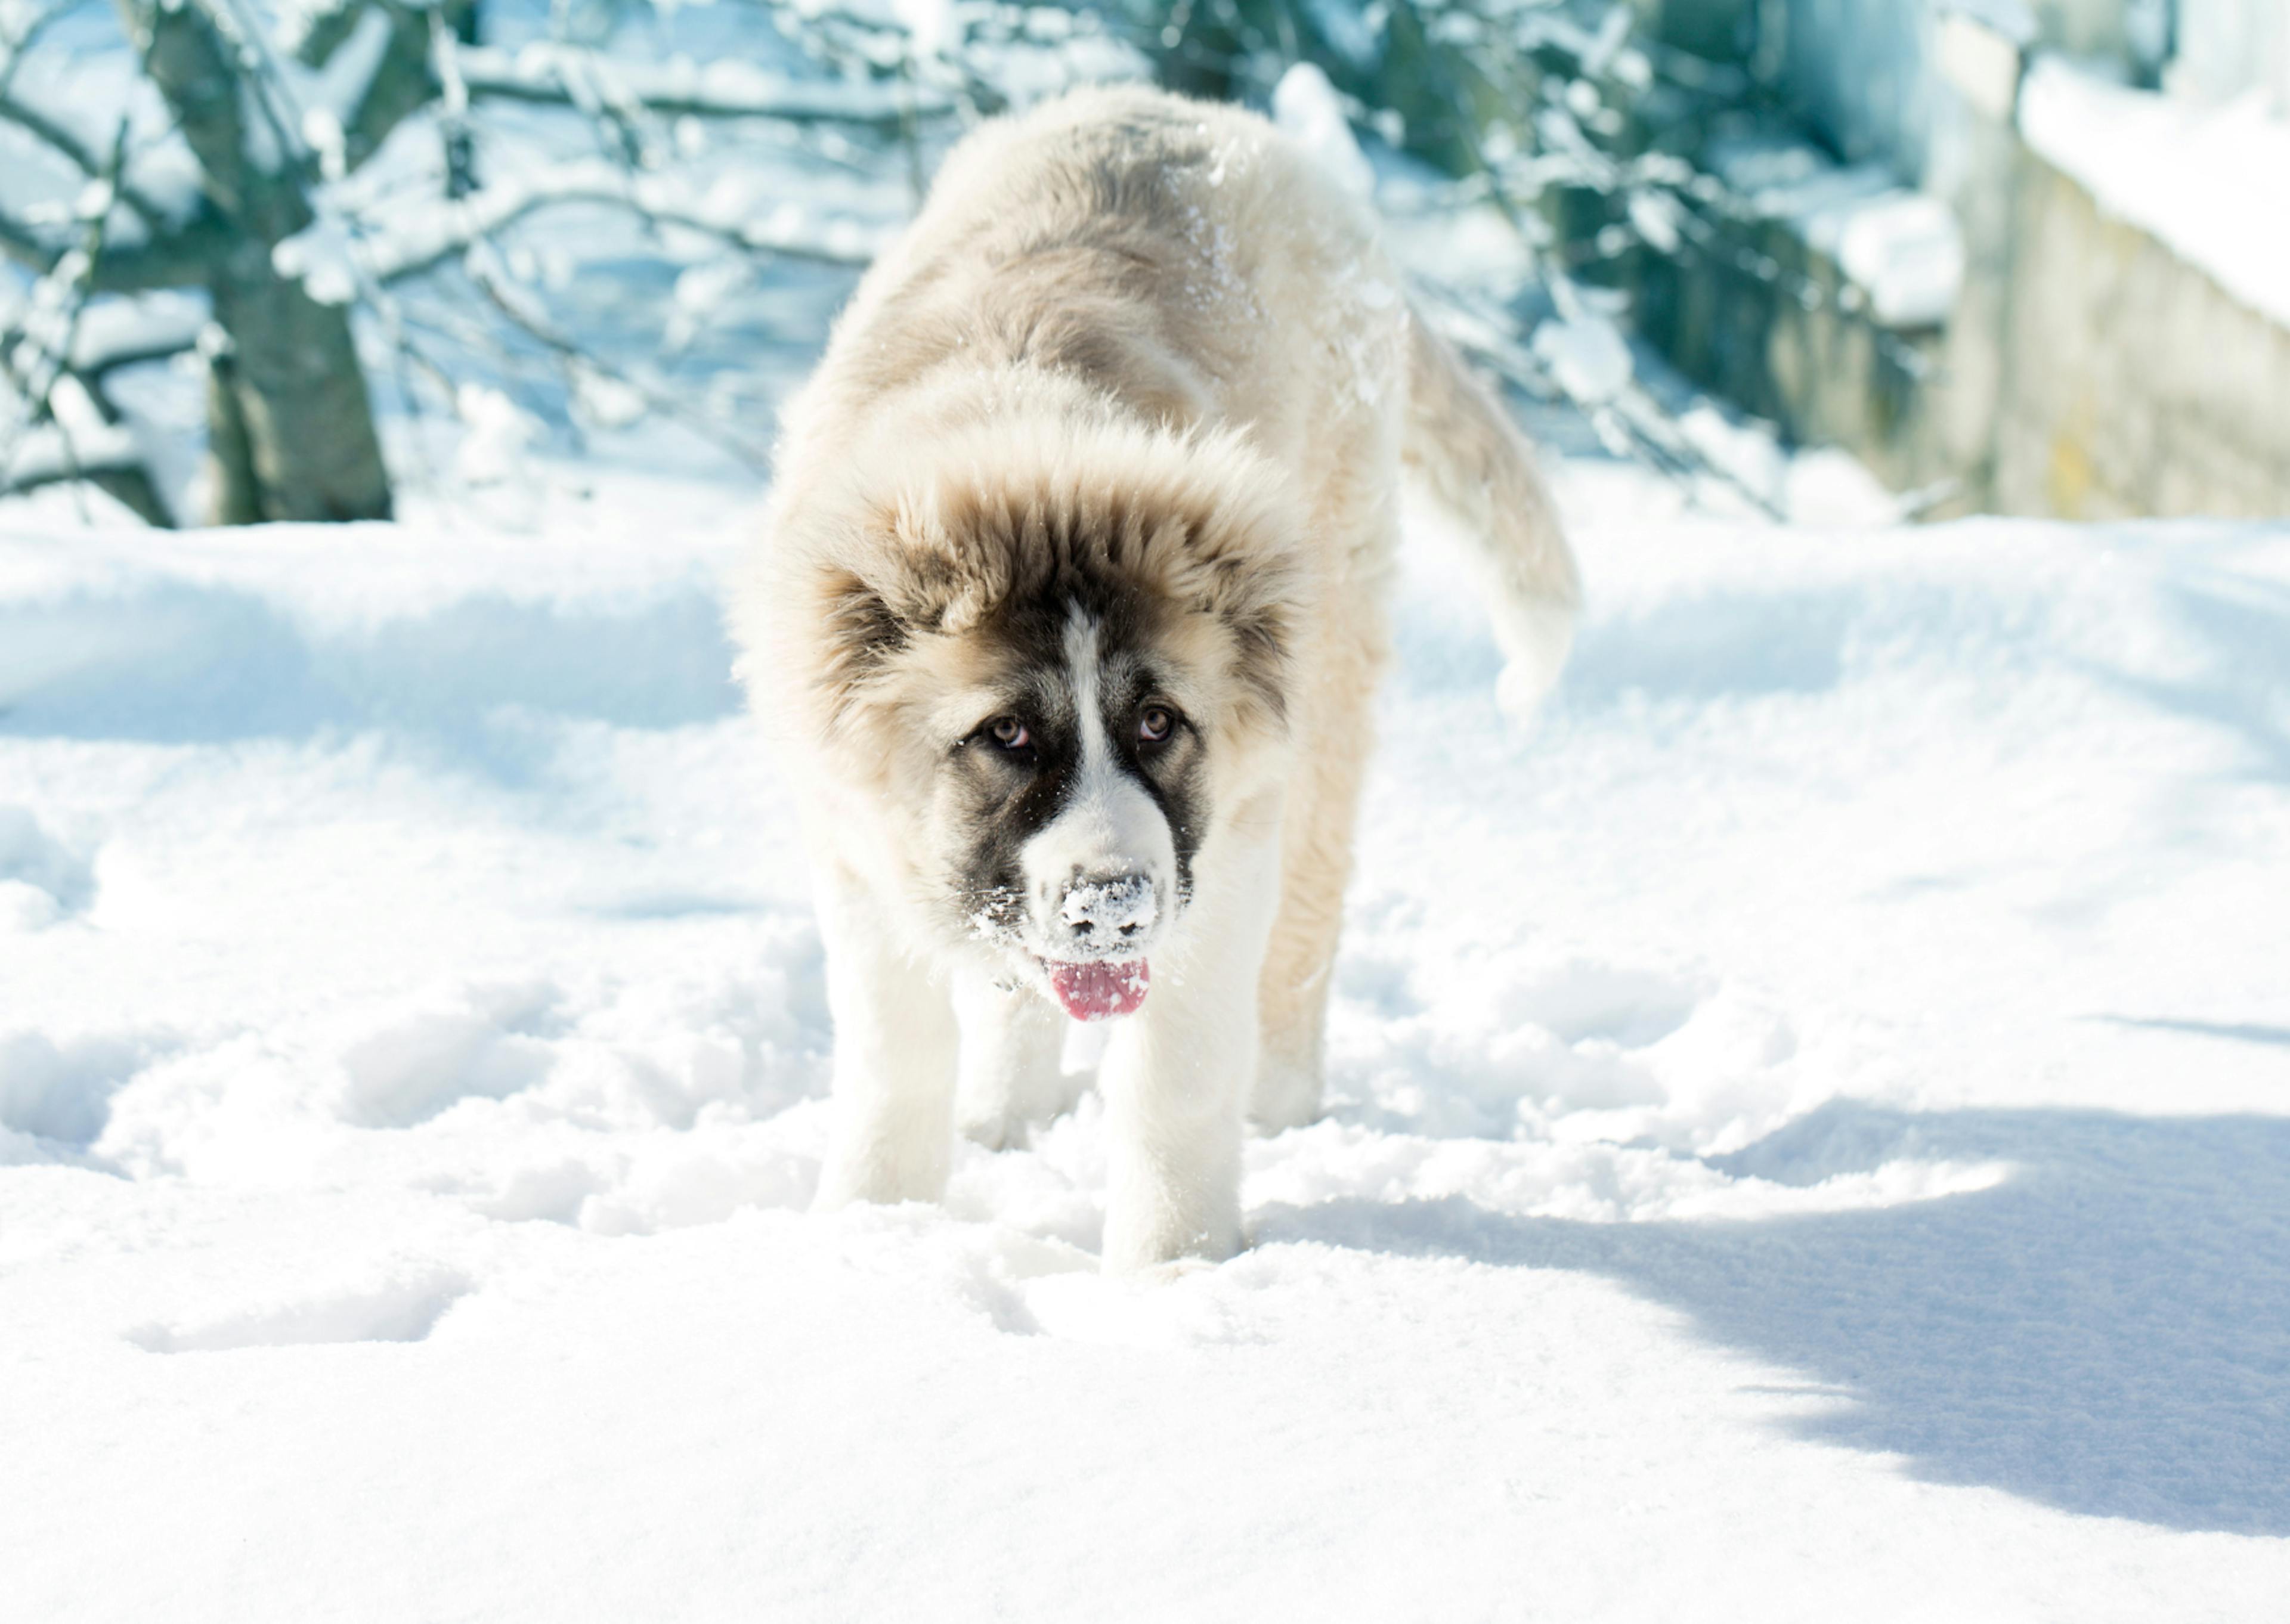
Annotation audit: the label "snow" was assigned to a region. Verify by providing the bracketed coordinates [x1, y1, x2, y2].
[1935, 5, 2026, 123]
[1830, 192, 1964, 328]
[451, 383, 541, 485]
[2019, 54, 2290, 330]
[271, 214, 362, 306]
[1705, 132, 1966, 329]
[1531, 311, 1635, 404]
[3, 457, 2288, 1614]
[1271, 61, 1375, 202]
[891, 0, 958, 61]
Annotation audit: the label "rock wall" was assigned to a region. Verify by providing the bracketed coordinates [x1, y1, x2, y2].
[1994, 154, 2290, 519]
[1621, 0, 2290, 518]
[1627, 3, 2290, 518]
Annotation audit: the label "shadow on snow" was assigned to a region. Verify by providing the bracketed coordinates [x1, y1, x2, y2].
[0, 579, 742, 777]
[1258, 1099, 2290, 1536]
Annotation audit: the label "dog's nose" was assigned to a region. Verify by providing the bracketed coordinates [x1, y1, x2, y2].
[1058, 872, 1157, 947]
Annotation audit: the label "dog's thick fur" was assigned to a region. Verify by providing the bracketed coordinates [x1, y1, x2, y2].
[732, 85, 1577, 1272]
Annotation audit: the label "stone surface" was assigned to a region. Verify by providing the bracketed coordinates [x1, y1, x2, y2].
[1994, 155, 2290, 519]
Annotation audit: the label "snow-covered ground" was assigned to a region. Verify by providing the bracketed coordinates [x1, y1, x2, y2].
[4, 453, 2288, 1619]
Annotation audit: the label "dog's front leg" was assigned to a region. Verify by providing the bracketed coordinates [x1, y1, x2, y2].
[954, 966, 1070, 1151]
[812, 864, 959, 1210]
[1097, 811, 1284, 1274]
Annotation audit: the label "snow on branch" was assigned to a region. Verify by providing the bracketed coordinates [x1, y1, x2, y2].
[0, 412, 142, 489]
[0, 0, 79, 90]
[0, 92, 176, 231]
[0, 204, 54, 273]
[0, 368, 166, 524]
[65, 292, 207, 374]
[296, 4, 405, 177]
[0, 200, 234, 293]
[0, 91, 103, 179]
[455, 44, 952, 129]
[295, 157, 886, 293]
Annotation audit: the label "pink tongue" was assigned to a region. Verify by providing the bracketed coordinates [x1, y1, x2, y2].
[1046, 959, 1150, 1021]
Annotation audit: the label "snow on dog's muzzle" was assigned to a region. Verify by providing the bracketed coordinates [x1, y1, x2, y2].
[1042, 873, 1157, 1019]
[1061, 873, 1156, 942]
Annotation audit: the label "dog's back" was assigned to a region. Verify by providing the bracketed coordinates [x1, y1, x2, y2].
[774, 87, 1402, 528]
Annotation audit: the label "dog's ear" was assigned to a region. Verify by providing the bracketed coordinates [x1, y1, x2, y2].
[810, 565, 911, 724]
[1155, 492, 1308, 737]
[1193, 549, 1301, 733]
[873, 489, 1002, 634]
[1215, 584, 1296, 730]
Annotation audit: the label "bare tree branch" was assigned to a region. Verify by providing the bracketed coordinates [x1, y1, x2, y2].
[0, 436, 174, 525]
[1411, 274, 1790, 522]
[0, 203, 236, 292]
[0, 0, 89, 98]
[0, 92, 172, 229]
[0, 122, 157, 514]
[339, 2, 451, 170]
[291, 0, 479, 176]
[0, 91, 106, 176]
[0, 377, 172, 526]
[0, 206, 57, 275]
[357, 157, 884, 286]
[459, 242, 772, 471]
[0, 182, 176, 526]
[455, 44, 952, 130]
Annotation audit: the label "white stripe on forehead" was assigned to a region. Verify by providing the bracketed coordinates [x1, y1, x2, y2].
[1061, 603, 1128, 836]
[1062, 602, 1109, 757]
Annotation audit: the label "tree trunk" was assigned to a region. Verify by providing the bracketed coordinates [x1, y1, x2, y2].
[119, 0, 394, 525]
[202, 340, 260, 526]
[206, 241, 393, 523]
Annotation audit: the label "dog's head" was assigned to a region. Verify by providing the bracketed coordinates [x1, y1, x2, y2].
[756, 417, 1308, 1019]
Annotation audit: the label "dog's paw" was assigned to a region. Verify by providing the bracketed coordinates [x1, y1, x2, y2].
[956, 1108, 1028, 1154]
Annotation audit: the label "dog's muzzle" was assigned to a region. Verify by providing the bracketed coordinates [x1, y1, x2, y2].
[1040, 872, 1158, 1019]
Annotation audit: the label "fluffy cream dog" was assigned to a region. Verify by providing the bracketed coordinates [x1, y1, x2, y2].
[733, 85, 1577, 1272]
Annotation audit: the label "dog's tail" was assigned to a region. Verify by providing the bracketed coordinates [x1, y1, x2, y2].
[1403, 309, 1581, 717]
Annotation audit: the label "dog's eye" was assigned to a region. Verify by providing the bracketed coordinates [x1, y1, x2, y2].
[988, 716, 1030, 750]
[1137, 705, 1177, 745]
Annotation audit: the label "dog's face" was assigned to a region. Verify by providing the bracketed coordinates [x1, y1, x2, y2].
[775, 427, 1306, 1019]
[933, 599, 1202, 1018]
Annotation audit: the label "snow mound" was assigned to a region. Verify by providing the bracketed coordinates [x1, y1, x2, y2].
[0, 527, 741, 744]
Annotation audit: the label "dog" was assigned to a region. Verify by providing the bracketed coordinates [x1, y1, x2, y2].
[732, 84, 1579, 1273]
